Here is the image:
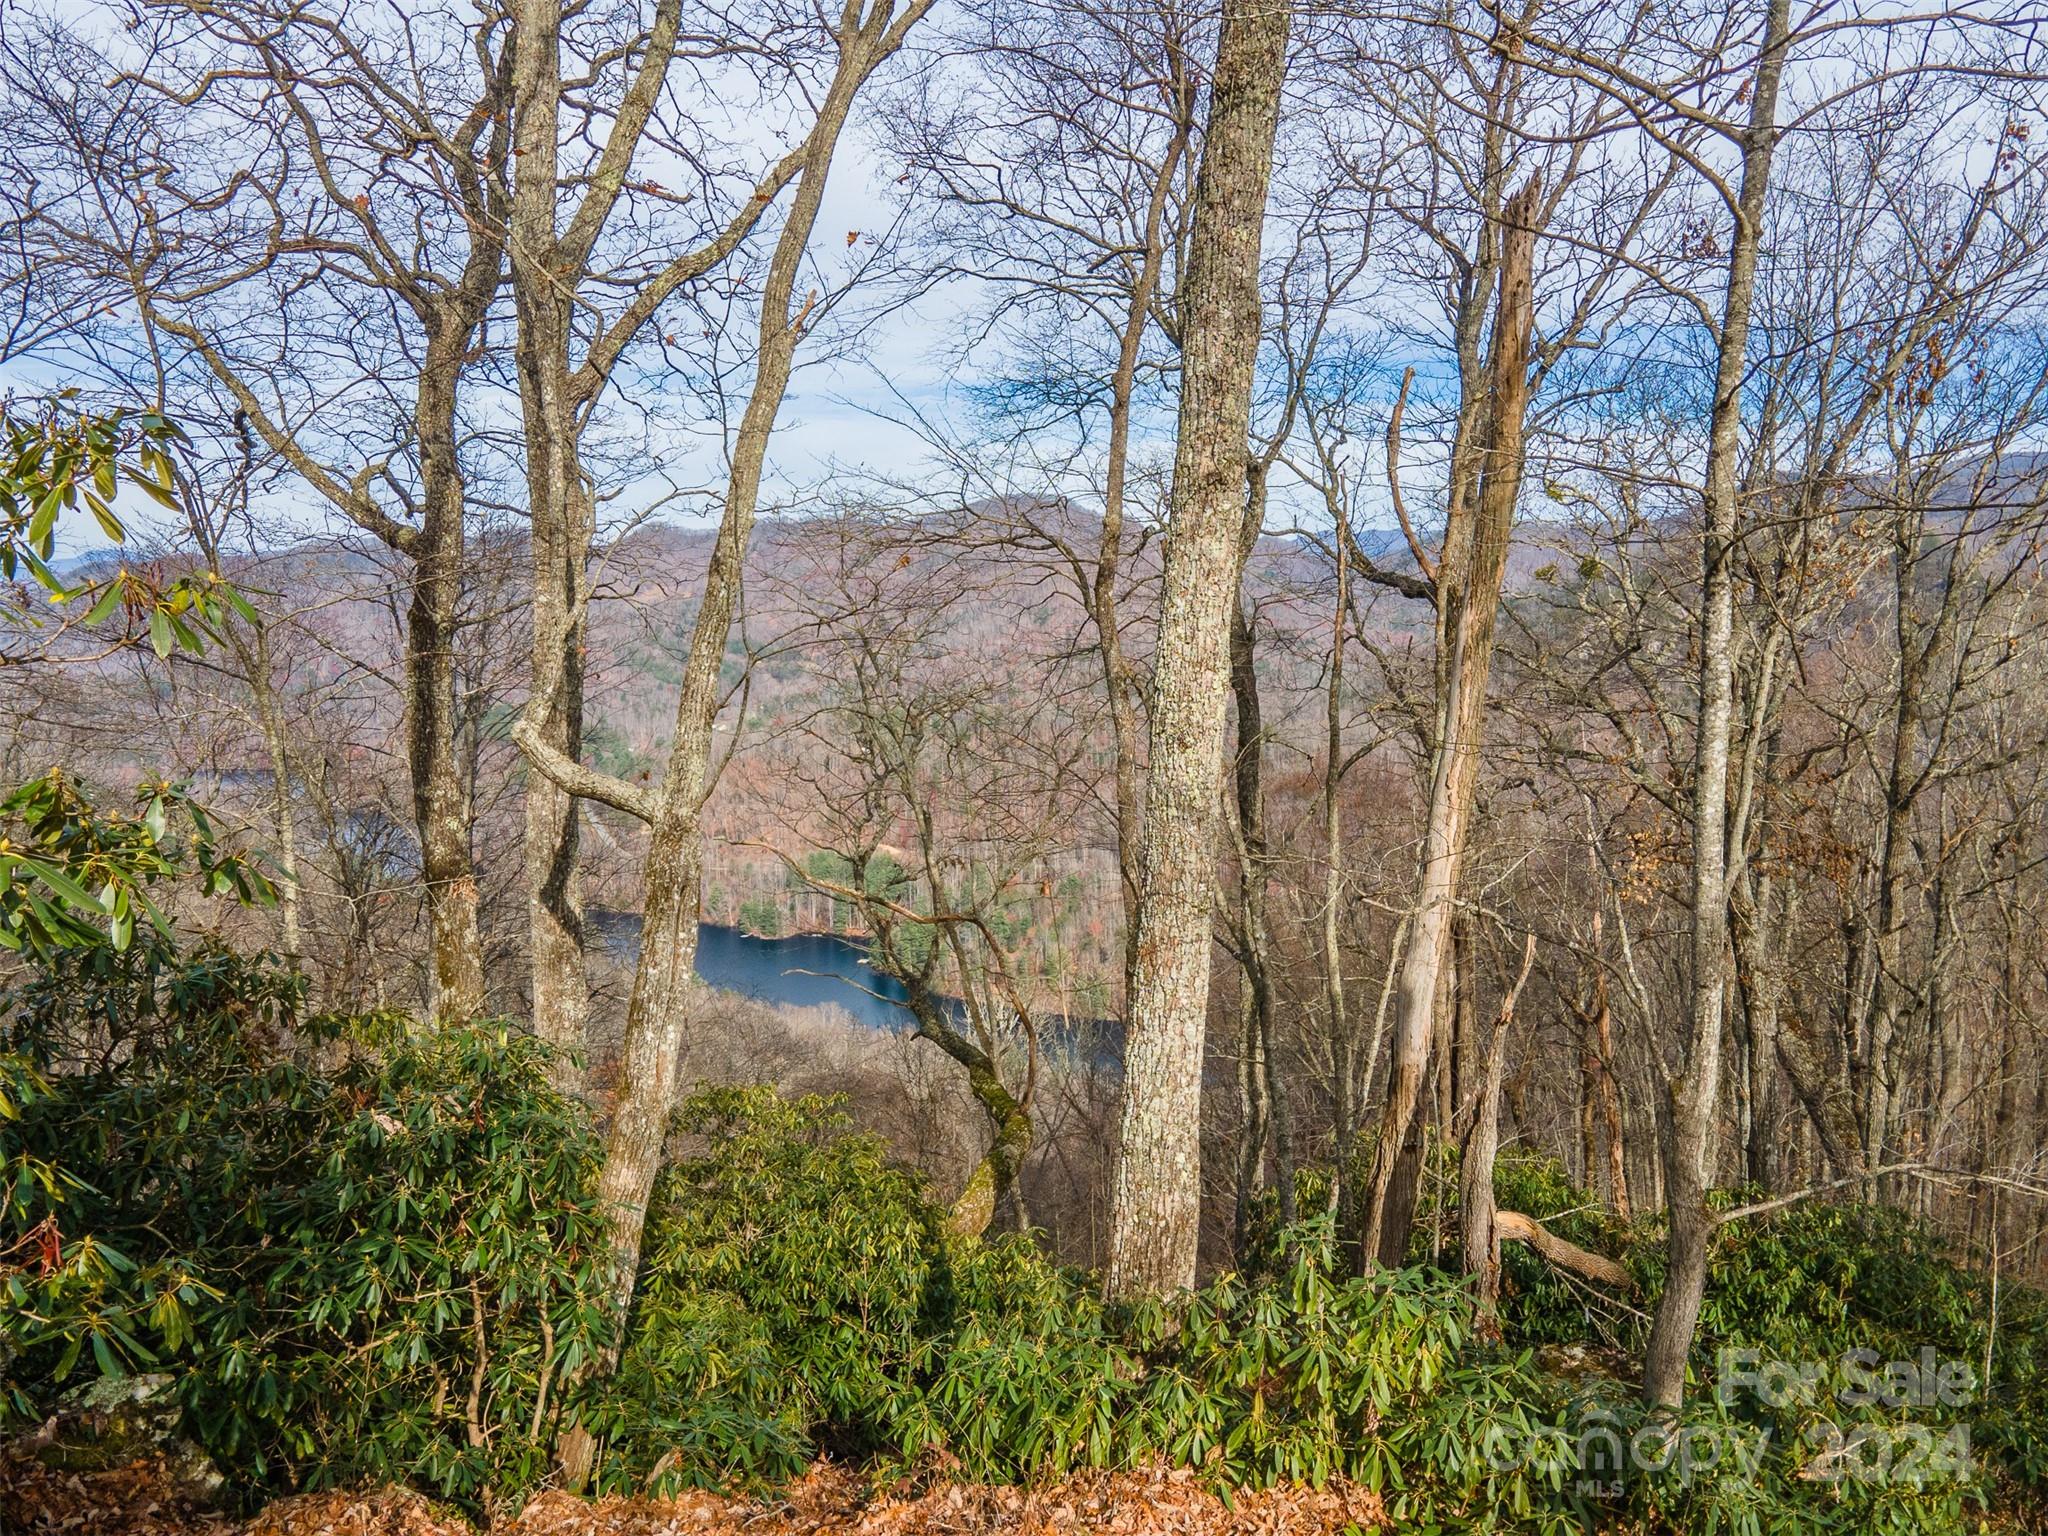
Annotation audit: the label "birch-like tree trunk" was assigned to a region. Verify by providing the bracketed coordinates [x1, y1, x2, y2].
[1641, 0, 1793, 1411]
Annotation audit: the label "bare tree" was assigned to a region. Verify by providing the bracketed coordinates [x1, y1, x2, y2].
[2, 0, 511, 1020]
[1104, 0, 1291, 1301]
[506, 0, 936, 1479]
[885, 0, 1199, 976]
[759, 514, 1099, 1234]
[504, 0, 827, 1064]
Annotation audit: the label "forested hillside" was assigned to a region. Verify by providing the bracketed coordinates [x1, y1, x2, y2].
[2, 0, 2046, 1531]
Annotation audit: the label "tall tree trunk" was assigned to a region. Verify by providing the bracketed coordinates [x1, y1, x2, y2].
[1358, 179, 1539, 1269]
[1230, 546, 1293, 1230]
[1099, 102, 1192, 993]
[148, 296, 494, 1031]
[410, 347, 487, 1022]
[509, 0, 591, 1069]
[1450, 914, 1479, 1142]
[1856, 557, 1932, 1191]
[514, 0, 933, 1482]
[1642, 0, 1792, 1412]
[1731, 858, 1786, 1190]
[1102, 0, 1291, 1300]
[1324, 508, 1359, 1239]
[583, 47, 870, 1321]
[520, 471, 591, 1067]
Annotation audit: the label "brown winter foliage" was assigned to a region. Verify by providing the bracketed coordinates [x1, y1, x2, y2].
[3, 1456, 1394, 1536]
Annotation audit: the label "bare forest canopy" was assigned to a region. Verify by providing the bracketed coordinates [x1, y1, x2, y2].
[3, 0, 2048, 1530]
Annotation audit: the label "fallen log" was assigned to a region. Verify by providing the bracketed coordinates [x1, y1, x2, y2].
[1494, 1209, 1636, 1293]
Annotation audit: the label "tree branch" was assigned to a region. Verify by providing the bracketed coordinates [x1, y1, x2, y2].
[1386, 365, 1439, 589]
[510, 717, 658, 822]
[1495, 1209, 1637, 1293]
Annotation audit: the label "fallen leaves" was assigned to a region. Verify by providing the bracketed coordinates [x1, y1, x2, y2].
[243, 1488, 473, 1536]
[3, 1454, 1389, 1536]
[512, 1465, 1386, 1536]
[0, 1449, 235, 1536]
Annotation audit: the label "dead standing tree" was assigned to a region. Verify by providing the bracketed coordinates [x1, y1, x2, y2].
[1355, 179, 1541, 1269]
[1317, 0, 1685, 1271]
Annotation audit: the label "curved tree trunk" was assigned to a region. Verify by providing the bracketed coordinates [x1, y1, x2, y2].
[904, 978, 1035, 1241]
[1358, 179, 1539, 1269]
[1460, 934, 1537, 1328]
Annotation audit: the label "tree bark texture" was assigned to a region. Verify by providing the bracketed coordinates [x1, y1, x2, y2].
[509, 0, 595, 1069]
[1103, 0, 1291, 1301]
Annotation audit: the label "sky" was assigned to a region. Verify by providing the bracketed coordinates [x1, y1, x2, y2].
[14, 0, 987, 562]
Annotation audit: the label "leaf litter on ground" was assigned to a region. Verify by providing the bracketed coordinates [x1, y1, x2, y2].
[4, 1454, 1393, 1536]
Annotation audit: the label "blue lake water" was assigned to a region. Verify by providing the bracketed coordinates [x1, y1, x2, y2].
[588, 912, 921, 1030]
[587, 910, 1119, 1061]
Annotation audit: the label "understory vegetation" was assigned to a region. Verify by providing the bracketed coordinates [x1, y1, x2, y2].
[6, 2, 2048, 1531]
[5, 933, 2042, 1534]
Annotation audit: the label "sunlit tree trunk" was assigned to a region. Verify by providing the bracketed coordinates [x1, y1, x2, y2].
[1103, 0, 1292, 1300]
[1642, 0, 1793, 1412]
[1099, 108, 1193, 990]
